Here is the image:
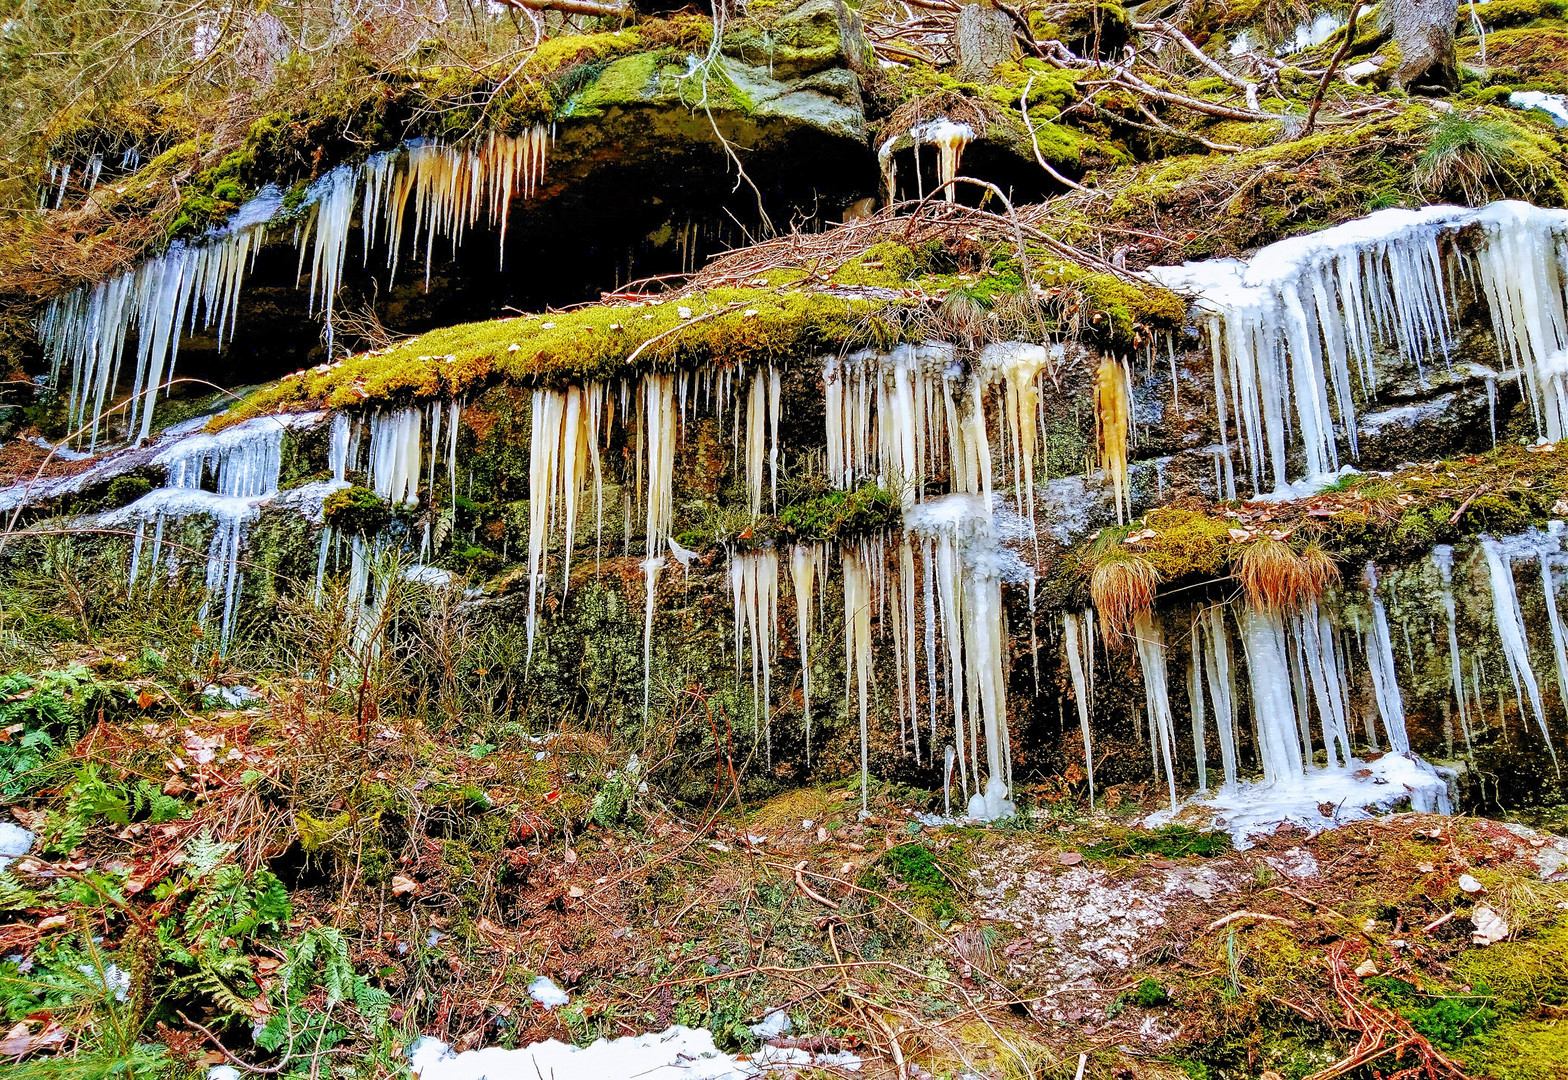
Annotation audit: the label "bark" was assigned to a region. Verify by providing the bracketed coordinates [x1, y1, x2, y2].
[1387, 0, 1458, 91]
[955, 1, 1016, 82]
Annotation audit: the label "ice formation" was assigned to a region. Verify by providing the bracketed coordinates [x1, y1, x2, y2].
[910, 119, 973, 202]
[903, 492, 1027, 820]
[1094, 356, 1131, 523]
[1063, 611, 1096, 806]
[731, 549, 780, 761]
[1511, 91, 1568, 128]
[98, 413, 324, 644]
[1480, 532, 1563, 772]
[1150, 202, 1568, 495]
[38, 130, 550, 448]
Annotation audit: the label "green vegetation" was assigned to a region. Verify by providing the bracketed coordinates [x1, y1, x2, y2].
[1083, 825, 1233, 861]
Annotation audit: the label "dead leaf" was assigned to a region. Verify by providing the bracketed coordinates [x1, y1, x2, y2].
[391, 874, 418, 896]
[136, 688, 155, 710]
[35, 915, 70, 931]
[564, 848, 578, 865]
[0, 1021, 30, 1056]
[567, 885, 585, 898]
[1059, 852, 1083, 866]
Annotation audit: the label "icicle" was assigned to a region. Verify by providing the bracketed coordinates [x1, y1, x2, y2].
[1363, 563, 1411, 753]
[1132, 612, 1179, 809]
[643, 374, 676, 551]
[910, 120, 973, 202]
[790, 544, 817, 762]
[1188, 620, 1207, 794]
[1201, 606, 1239, 790]
[844, 546, 875, 814]
[1480, 538, 1561, 770]
[642, 553, 664, 724]
[1238, 605, 1306, 788]
[1063, 611, 1096, 807]
[1095, 356, 1131, 524]
[366, 408, 422, 505]
[1432, 546, 1470, 738]
[1153, 202, 1568, 492]
[731, 548, 779, 762]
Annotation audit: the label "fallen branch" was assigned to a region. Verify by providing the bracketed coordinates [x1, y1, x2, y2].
[794, 860, 840, 909]
[1139, 19, 1260, 112]
[493, 0, 628, 16]
[1021, 76, 1096, 194]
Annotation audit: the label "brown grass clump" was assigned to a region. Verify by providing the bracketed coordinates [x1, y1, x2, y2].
[1234, 537, 1339, 610]
[1090, 553, 1160, 642]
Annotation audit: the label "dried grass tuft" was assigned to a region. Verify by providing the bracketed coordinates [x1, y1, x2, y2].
[1235, 537, 1339, 610]
[1090, 553, 1160, 642]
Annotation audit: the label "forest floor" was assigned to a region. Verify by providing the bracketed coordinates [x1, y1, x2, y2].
[2, 679, 1568, 1080]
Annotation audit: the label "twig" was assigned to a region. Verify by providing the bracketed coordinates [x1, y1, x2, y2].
[1208, 910, 1300, 931]
[1304, 3, 1364, 137]
[1139, 20, 1260, 111]
[794, 860, 840, 909]
[1020, 77, 1096, 194]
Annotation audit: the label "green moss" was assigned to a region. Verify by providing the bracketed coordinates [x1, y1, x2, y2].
[223, 286, 913, 424]
[1454, 919, 1568, 1009]
[323, 485, 394, 533]
[104, 476, 152, 508]
[880, 843, 958, 920]
[831, 241, 918, 287]
[1120, 507, 1232, 583]
[773, 482, 901, 544]
[1083, 825, 1233, 861]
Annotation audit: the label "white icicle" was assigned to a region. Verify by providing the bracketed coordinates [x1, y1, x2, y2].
[790, 544, 817, 762]
[844, 546, 875, 813]
[1481, 537, 1561, 770]
[1364, 562, 1411, 753]
[1063, 611, 1096, 807]
[1132, 612, 1179, 809]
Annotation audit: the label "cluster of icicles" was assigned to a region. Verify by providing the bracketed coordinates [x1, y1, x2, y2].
[38, 128, 551, 451]
[1151, 201, 1568, 499]
[877, 118, 973, 205]
[510, 349, 1063, 817]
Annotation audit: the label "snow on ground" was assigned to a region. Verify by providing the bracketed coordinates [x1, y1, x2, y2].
[408, 1026, 860, 1080]
[0, 822, 33, 870]
[1145, 752, 1455, 848]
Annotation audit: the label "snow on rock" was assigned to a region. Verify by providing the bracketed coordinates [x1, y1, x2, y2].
[1511, 91, 1568, 128]
[1145, 752, 1455, 848]
[969, 840, 1247, 986]
[526, 976, 569, 1009]
[0, 822, 34, 870]
[408, 1026, 860, 1080]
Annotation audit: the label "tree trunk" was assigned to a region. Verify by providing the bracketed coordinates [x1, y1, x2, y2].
[1387, 0, 1458, 91]
[956, 1, 1015, 83]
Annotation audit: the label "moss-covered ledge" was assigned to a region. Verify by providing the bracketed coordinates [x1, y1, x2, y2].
[1061, 440, 1568, 624]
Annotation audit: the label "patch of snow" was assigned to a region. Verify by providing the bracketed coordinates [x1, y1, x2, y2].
[749, 1011, 792, 1039]
[1511, 91, 1568, 128]
[201, 684, 259, 708]
[409, 1026, 860, 1080]
[527, 976, 569, 1009]
[402, 564, 453, 588]
[1357, 395, 1456, 437]
[0, 822, 34, 870]
[207, 1067, 241, 1080]
[78, 962, 130, 1002]
[1145, 752, 1455, 848]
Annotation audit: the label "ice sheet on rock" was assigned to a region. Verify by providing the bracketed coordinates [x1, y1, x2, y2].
[408, 1026, 860, 1080]
[1145, 752, 1454, 848]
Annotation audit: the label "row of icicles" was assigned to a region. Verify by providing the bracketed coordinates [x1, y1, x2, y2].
[38, 127, 551, 451]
